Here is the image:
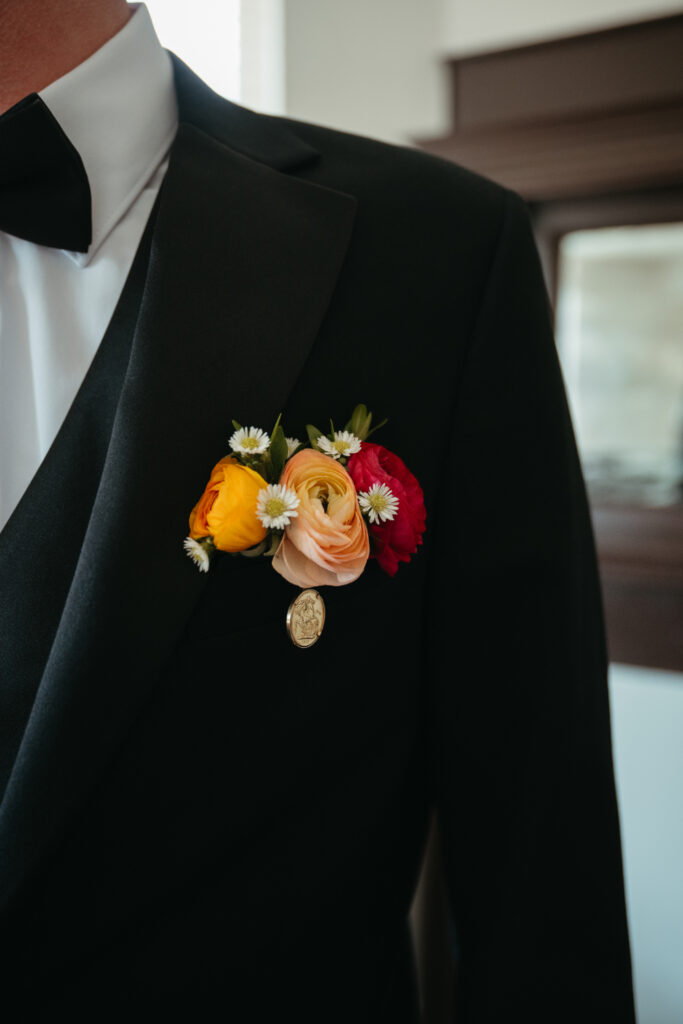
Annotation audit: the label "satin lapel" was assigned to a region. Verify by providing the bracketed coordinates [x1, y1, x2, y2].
[0, 117, 357, 909]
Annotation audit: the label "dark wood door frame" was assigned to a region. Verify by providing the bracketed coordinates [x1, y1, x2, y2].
[417, 13, 683, 204]
[531, 187, 683, 311]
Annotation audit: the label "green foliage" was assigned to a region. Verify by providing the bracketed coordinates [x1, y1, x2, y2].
[269, 424, 288, 481]
[366, 416, 387, 439]
[346, 403, 367, 436]
[306, 423, 323, 449]
[344, 403, 386, 441]
[230, 406, 387, 483]
[263, 531, 283, 557]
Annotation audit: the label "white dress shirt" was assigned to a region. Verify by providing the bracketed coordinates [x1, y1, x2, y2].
[0, 3, 178, 530]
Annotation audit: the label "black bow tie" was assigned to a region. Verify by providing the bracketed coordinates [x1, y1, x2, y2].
[0, 93, 92, 253]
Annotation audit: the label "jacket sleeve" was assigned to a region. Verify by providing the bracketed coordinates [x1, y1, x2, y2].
[425, 187, 636, 1022]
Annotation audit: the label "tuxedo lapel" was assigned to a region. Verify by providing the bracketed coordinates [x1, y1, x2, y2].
[0, 68, 357, 910]
[0, 203, 158, 803]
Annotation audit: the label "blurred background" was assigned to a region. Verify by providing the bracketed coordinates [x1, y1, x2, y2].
[145, 2, 683, 1020]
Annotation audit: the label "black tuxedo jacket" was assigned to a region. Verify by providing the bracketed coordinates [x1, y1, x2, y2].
[0, 57, 635, 1022]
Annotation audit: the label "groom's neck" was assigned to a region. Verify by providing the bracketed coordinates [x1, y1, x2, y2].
[0, 0, 132, 114]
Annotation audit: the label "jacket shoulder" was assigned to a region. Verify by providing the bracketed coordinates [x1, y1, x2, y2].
[272, 112, 510, 229]
[173, 55, 511, 236]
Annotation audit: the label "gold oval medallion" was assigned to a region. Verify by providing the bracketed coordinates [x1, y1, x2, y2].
[286, 589, 326, 649]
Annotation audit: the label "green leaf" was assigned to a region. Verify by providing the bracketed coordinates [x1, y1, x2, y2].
[270, 412, 283, 437]
[231, 419, 242, 432]
[264, 531, 283, 557]
[260, 451, 273, 480]
[306, 423, 323, 449]
[365, 416, 388, 439]
[348, 404, 368, 436]
[269, 425, 288, 480]
[239, 539, 267, 558]
[359, 411, 374, 439]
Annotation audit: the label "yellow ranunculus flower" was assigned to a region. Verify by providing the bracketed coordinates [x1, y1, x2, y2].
[189, 456, 267, 553]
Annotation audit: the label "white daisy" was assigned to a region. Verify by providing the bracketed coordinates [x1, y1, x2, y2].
[285, 436, 302, 458]
[317, 430, 362, 460]
[183, 536, 212, 573]
[229, 426, 270, 456]
[358, 483, 399, 524]
[256, 484, 300, 530]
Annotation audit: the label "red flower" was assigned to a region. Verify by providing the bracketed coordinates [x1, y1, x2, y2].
[347, 442, 426, 577]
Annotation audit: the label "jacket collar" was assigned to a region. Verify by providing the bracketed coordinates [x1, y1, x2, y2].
[0, 56, 357, 912]
[171, 54, 319, 172]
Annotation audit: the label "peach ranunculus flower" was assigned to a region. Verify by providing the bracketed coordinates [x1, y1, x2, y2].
[189, 456, 268, 553]
[272, 449, 370, 587]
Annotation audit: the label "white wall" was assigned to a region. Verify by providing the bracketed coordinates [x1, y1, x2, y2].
[284, 0, 448, 145]
[283, 0, 683, 144]
[610, 664, 683, 1024]
[439, 0, 683, 56]
[145, 0, 241, 100]
[241, 0, 286, 114]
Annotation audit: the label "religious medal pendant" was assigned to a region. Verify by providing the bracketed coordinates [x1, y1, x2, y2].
[286, 589, 326, 648]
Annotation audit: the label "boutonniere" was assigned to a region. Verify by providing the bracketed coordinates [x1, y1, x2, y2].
[183, 405, 426, 646]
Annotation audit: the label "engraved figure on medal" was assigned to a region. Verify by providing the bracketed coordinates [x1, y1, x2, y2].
[286, 589, 326, 648]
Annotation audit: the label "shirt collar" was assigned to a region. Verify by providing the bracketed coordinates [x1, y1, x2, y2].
[39, 3, 178, 267]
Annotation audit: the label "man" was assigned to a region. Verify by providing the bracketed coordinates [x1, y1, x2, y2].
[0, 1, 636, 1020]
